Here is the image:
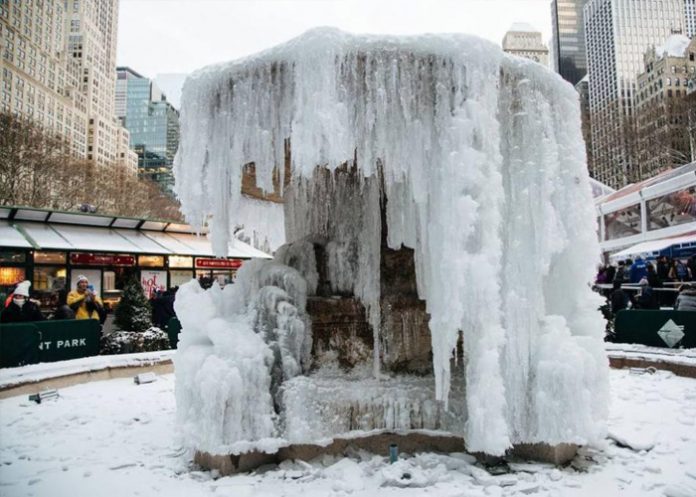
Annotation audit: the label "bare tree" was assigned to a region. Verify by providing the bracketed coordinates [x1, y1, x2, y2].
[0, 111, 184, 221]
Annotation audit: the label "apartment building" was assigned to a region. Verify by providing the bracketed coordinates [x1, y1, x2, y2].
[635, 35, 696, 177]
[0, 0, 136, 172]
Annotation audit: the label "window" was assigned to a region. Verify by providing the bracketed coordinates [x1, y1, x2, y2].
[138, 255, 165, 267]
[34, 251, 66, 264]
[168, 255, 193, 268]
[647, 187, 696, 231]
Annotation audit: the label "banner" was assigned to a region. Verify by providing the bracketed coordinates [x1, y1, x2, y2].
[141, 270, 167, 299]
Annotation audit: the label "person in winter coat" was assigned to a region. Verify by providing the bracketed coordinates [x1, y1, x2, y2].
[610, 280, 634, 315]
[669, 259, 692, 282]
[629, 257, 648, 283]
[0, 281, 45, 323]
[657, 256, 671, 281]
[614, 260, 630, 283]
[635, 277, 659, 309]
[674, 284, 696, 311]
[52, 289, 75, 320]
[67, 275, 103, 320]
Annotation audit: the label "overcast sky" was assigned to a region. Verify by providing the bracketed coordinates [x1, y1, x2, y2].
[116, 0, 553, 79]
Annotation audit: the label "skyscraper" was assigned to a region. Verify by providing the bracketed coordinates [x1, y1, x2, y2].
[584, 0, 686, 188]
[0, 0, 136, 171]
[550, 0, 590, 85]
[502, 23, 550, 65]
[116, 67, 180, 193]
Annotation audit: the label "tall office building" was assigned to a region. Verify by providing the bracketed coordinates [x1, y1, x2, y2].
[0, 0, 136, 171]
[502, 24, 550, 65]
[116, 67, 180, 193]
[584, 0, 686, 189]
[550, 0, 590, 85]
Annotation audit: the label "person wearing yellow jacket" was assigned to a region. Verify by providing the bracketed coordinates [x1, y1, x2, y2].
[67, 275, 103, 320]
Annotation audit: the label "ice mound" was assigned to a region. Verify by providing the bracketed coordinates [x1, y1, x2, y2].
[174, 261, 311, 455]
[173, 27, 608, 456]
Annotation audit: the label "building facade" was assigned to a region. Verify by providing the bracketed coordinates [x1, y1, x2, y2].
[686, 0, 696, 37]
[635, 36, 696, 178]
[551, 0, 590, 86]
[502, 23, 550, 65]
[0, 0, 136, 172]
[115, 67, 180, 194]
[575, 75, 594, 175]
[584, 0, 687, 189]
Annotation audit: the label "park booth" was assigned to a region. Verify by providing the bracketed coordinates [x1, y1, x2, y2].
[0, 206, 271, 314]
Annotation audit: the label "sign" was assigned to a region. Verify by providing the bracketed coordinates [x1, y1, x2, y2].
[657, 319, 685, 348]
[70, 253, 135, 266]
[141, 269, 167, 299]
[614, 310, 696, 348]
[0, 320, 100, 367]
[195, 258, 243, 269]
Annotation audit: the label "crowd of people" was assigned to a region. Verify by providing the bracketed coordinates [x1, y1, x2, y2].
[596, 255, 696, 315]
[1, 275, 104, 324]
[0, 276, 178, 328]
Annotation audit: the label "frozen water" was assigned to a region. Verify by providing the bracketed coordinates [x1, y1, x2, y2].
[173, 262, 311, 455]
[173, 28, 608, 456]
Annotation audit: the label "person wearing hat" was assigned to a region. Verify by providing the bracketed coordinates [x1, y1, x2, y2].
[67, 275, 104, 320]
[635, 277, 658, 309]
[0, 280, 45, 323]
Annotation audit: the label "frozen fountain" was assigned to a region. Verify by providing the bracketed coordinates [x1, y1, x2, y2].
[172, 28, 609, 473]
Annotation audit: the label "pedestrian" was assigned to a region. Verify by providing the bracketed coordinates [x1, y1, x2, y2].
[629, 257, 647, 283]
[635, 277, 658, 310]
[689, 256, 696, 282]
[595, 265, 608, 284]
[67, 275, 104, 320]
[0, 281, 45, 323]
[609, 280, 634, 315]
[674, 283, 696, 311]
[657, 256, 670, 281]
[614, 261, 627, 283]
[151, 288, 176, 329]
[52, 289, 75, 320]
[669, 259, 692, 282]
[646, 263, 662, 288]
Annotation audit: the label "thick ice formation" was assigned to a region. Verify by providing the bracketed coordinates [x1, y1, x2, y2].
[174, 28, 608, 455]
[174, 261, 311, 455]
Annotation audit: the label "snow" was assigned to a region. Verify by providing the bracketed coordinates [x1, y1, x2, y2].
[173, 28, 607, 456]
[1, 369, 695, 497]
[656, 35, 691, 58]
[0, 350, 174, 390]
[606, 343, 696, 368]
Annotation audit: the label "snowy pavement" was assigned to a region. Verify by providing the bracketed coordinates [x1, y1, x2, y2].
[1, 369, 695, 497]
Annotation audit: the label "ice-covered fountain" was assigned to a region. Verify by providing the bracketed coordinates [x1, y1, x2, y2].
[172, 28, 609, 473]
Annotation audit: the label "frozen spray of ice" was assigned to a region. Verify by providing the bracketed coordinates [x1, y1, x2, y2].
[174, 28, 608, 455]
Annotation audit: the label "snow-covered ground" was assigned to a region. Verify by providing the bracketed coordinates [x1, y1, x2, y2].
[1, 368, 695, 497]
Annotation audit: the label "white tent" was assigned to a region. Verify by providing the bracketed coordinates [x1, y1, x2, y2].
[609, 232, 696, 262]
